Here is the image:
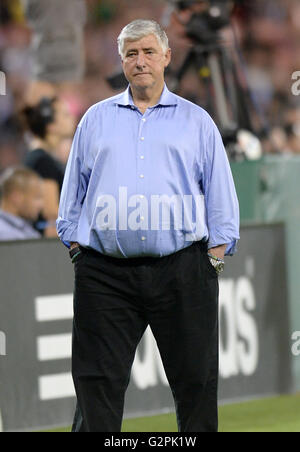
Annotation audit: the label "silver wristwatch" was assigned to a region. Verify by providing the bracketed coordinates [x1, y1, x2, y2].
[208, 253, 225, 275]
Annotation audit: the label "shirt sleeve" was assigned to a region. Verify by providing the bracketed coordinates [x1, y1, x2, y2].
[56, 119, 89, 248]
[202, 117, 240, 256]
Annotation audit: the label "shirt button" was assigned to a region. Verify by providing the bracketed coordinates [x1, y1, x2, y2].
[140, 155, 144, 159]
[139, 195, 144, 199]
[140, 216, 145, 221]
[142, 118, 146, 122]
[141, 236, 146, 241]
[140, 174, 144, 178]
[141, 137, 145, 141]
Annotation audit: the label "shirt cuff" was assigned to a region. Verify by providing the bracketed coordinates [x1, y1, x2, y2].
[56, 219, 78, 248]
[208, 239, 239, 256]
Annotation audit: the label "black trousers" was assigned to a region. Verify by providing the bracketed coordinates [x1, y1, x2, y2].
[71, 241, 219, 432]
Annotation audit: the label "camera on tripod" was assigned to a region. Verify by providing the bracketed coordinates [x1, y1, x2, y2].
[169, 0, 263, 160]
[170, 0, 234, 45]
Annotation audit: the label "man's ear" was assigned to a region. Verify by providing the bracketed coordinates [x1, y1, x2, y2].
[164, 48, 172, 68]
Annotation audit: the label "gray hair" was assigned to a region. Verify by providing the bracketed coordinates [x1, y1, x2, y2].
[117, 19, 169, 59]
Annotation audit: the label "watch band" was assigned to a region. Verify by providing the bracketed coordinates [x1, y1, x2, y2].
[207, 253, 225, 264]
[69, 246, 82, 263]
[208, 253, 225, 275]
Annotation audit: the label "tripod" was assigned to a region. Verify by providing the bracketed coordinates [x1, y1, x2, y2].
[167, 39, 255, 146]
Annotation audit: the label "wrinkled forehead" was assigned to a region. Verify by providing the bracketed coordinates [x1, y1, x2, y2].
[123, 34, 162, 52]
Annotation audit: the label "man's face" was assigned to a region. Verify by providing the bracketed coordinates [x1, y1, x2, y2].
[121, 34, 171, 91]
[18, 178, 44, 222]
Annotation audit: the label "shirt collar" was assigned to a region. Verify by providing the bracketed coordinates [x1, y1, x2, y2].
[115, 83, 178, 108]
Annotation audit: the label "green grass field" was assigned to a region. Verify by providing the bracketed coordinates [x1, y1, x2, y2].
[43, 394, 300, 433]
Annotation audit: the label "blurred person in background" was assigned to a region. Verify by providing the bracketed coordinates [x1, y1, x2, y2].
[0, 166, 43, 241]
[234, 0, 300, 154]
[0, 0, 298, 172]
[285, 123, 300, 154]
[22, 95, 76, 237]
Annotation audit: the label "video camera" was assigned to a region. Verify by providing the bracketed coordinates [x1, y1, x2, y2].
[169, 0, 235, 44]
[168, 0, 263, 160]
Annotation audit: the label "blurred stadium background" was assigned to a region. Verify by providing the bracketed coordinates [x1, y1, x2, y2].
[0, 0, 300, 432]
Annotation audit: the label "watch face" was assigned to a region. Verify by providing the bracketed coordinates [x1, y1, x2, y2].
[217, 262, 225, 273]
[209, 257, 224, 274]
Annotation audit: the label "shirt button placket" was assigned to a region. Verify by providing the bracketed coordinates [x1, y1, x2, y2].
[140, 116, 146, 161]
[138, 115, 147, 246]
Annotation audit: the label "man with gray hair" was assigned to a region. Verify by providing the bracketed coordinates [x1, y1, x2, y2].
[57, 19, 240, 432]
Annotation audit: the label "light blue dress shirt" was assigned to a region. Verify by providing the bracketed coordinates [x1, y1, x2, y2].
[0, 209, 41, 241]
[57, 83, 240, 258]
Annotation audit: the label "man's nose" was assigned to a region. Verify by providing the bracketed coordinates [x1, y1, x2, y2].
[136, 52, 146, 68]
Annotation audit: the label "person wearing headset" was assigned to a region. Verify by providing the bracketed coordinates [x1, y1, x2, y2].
[23, 96, 75, 237]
